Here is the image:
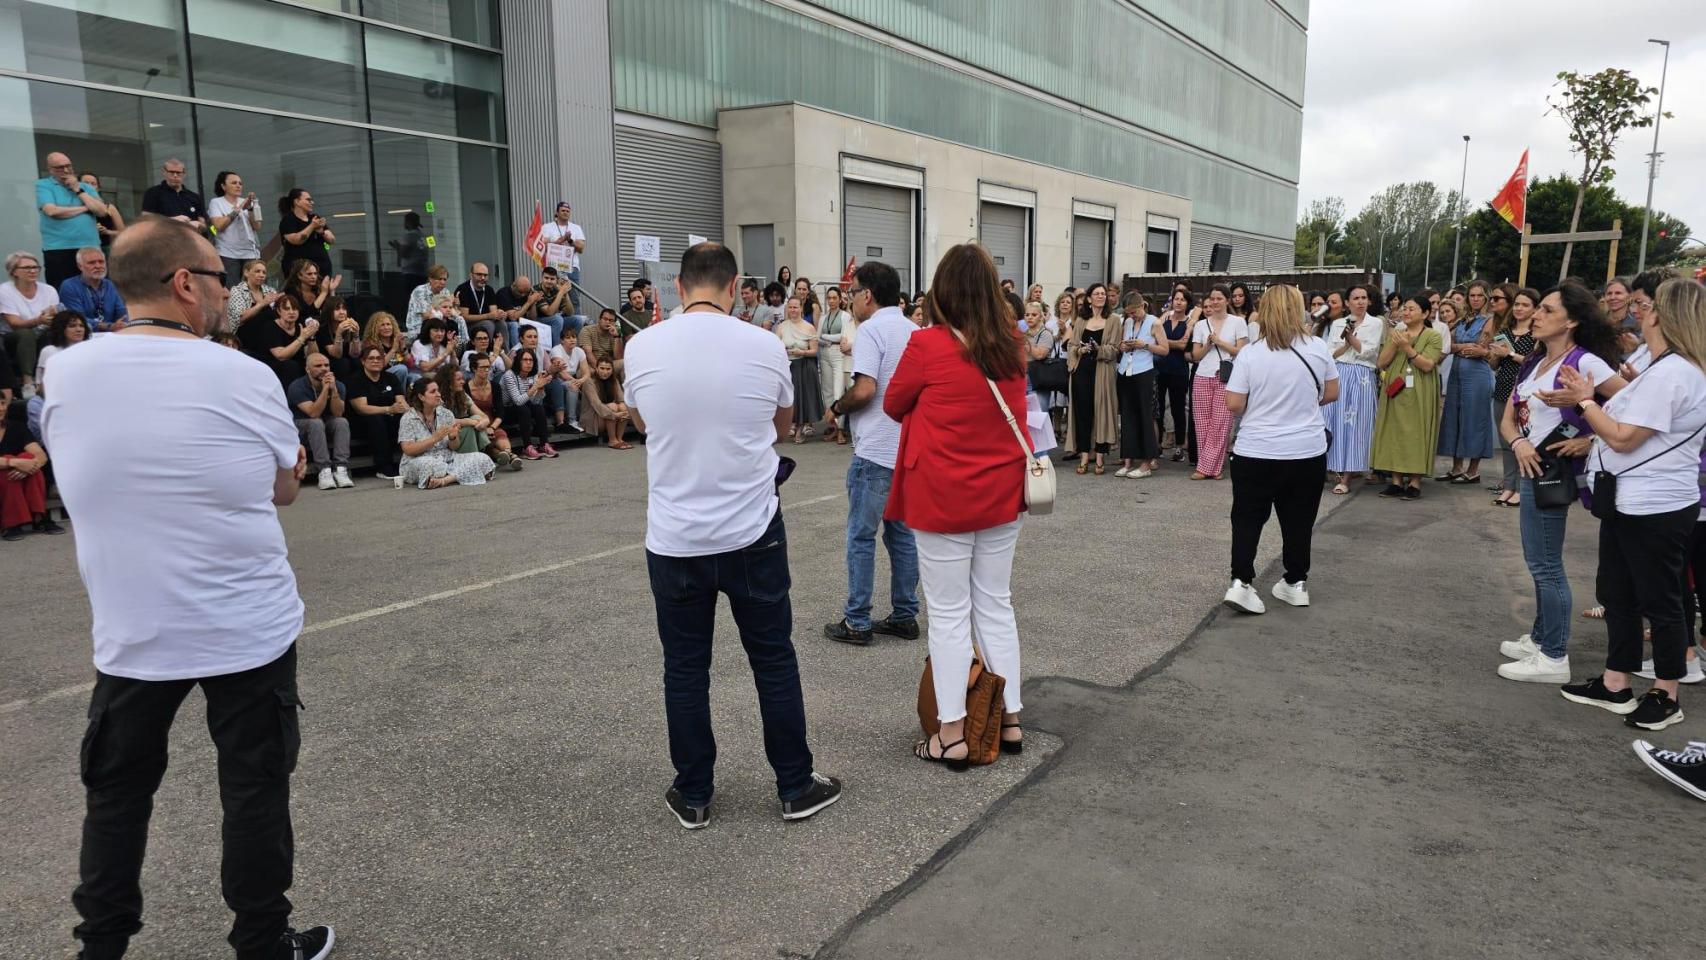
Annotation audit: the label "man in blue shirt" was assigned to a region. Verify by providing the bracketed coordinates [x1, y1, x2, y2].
[35, 152, 109, 287]
[57, 248, 128, 333]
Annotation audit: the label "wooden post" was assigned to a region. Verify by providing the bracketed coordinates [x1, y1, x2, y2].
[1518, 224, 1531, 287]
[1606, 218, 1621, 285]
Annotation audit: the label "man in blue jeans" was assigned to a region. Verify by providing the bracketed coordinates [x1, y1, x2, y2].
[626, 241, 842, 830]
[823, 261, 921, 646]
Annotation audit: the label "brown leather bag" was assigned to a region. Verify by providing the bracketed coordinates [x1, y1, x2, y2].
[917, 654, 1006, 766]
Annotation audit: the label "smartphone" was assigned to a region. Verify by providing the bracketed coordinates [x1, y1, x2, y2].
[1492, 333, 1512, 349]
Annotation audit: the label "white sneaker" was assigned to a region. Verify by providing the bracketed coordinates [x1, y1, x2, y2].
[1500, 634, 1538, 660]
[1223, 579, 1265, 615]
[1113, 465, 1132, 478]
[21, 382, 37, 400]
[1130, 467, 1153, 479]
[1270, 580, 1309, 607]
[1497, 652, 1571, 683]
[1635, 657, 1706, 684]
[333, 466, 355, 489]
[568, 419, 583, 433]
[317, 467, 335, 490]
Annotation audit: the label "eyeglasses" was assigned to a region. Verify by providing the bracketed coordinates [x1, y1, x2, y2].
[48, 162, 73, 171]
[847, 287, 867, 297]
[14, 264, 40, 271]
[473, 272, 489, 278]
[1632, 298, 1655, 313]
[159, 267, 226, 283]
[1489, 295, 1508, 303]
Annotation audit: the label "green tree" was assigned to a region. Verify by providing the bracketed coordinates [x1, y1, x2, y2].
[1295, 197, 1346, 267]
[1461, 173, 1692, 285]
[1339, 182, 1461, 291]
[1544, 67, 1662, 279]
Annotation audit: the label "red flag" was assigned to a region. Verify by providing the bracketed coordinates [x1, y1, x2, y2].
[839, 255, 857, 289]
[652, 291, 662, 326]
[522, 201, 546, 267]
[1490, 150, 1528, 231]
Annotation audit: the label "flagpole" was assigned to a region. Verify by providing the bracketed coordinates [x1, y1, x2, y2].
[1451, 135, 1470, 288]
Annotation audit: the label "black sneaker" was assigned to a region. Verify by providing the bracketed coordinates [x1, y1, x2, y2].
[34, 516, 65, 535]
[780, 772, 843, 821]
[1378, 484, 1404, 498]
[276, 925, 334, 960]
[1, 525, 25, 541]
[871, 616, 920, 640]
[1633, 739, 1706, 801]
[664, 787, 710, 830]
[1560, 677, 1638, 714]
[1626, 688, 1685, 731]
[824, 620, 872, 646]
[1402, 486, 1422, 501]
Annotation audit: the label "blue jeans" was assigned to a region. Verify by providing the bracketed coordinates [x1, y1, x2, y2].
[646, 509, 813, 807]
[1518, 478, 1572, 658]
[567, 267, 582, 314]
[843, 456, 920, 630]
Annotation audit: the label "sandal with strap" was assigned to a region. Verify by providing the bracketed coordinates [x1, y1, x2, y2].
[914, 734, 970, 771]
[1075, 462, 1088, 475]
[1000, 723, 1024, 755]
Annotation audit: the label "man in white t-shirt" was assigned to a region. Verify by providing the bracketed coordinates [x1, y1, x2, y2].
[41, 219, 334, 960]
[821, 260, 919, 646]
[625, 241, 841, 830]
[539, 201, 587, 315]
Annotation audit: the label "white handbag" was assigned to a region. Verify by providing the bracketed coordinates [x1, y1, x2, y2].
[980, 376, 1056, 517]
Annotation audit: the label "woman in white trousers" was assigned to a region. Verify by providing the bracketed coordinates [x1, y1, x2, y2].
[881, 243, 1032, 768]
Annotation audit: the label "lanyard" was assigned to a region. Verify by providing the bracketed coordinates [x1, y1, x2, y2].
[125, 317, 198, 335]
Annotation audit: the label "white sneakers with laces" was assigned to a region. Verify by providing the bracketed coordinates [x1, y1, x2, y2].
[317, 468, 335, 491]
[1270, 580, 1309, 607]
[333, 466, 355, 489]
[1634, 656, 1706, 684]
[1499, 633, 1539, 660]
[1498, 652, 1571, 683]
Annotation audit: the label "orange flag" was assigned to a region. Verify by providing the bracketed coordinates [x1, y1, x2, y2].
[522, 201, 546, 267]
[1490, 150, 1528, 231]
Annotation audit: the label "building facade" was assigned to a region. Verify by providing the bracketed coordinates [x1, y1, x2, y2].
[3, 1, 1305, 311]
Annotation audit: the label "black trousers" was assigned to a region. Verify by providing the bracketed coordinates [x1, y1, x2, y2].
[352, 411, 401, 473]
[1230, 453, 1326, 584]
[1599, 504, 1699, 680]
[1687, 521, 1706, 641]
[1155, 371, 1190, 449]
[44, 247, 80, 288]
[1117, 370, 1159, 461]
[74, 645, 301, 960]
[511, 401, 550, 446]
[1069, 360, 1107, 454]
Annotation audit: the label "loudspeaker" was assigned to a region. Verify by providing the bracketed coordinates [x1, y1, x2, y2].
[1209, 243, 1233, 272]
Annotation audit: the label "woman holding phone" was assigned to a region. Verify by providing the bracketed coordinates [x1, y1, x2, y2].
[1067, 282, 1119, 474]
[1322, 285, 1384, 494]
[1489, 286, 1539, 505]
[1188, 284, 1248, 480]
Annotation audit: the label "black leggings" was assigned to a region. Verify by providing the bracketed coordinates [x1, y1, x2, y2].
[511, 401, 550, 447]
[1118, 370, 1159, 461]
[1599, 504, 1698, 680]
[1687, 520, 1706, 641]
[1230, 453, 1327, 585]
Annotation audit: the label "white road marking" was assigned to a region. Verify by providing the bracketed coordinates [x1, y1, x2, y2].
[1, 492, 845, 717]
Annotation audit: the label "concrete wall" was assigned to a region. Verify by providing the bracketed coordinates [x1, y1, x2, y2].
[720, 103, 1191, 293]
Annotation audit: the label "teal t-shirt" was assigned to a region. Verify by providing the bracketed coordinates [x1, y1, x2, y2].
[36, 177, 102, 251]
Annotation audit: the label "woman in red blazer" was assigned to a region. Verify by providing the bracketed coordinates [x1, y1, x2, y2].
[884, 243, 1031, 770]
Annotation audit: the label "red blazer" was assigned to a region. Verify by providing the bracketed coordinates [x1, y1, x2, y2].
[882, 325, 1031, 534]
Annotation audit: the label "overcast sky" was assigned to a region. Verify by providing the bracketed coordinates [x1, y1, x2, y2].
[1297, 0, 1700, 243]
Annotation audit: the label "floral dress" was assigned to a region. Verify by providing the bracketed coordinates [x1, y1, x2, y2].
[398, 405, 495, 488]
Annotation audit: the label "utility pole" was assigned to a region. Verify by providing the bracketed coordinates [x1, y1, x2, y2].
[1450, 134, 1470, 288]
[1318, 230, 1326, 268]
[1637, 38, 1670, 273]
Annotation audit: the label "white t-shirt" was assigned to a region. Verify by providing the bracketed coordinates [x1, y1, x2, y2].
[410, 339, 445, 369]
[626, 311, 792, 557]
[540, 220, 585, 270]
[1593, 355, 1706, 515]
[0, 280, 60, 325]
[1226, 335, 1339, 460]
[208, 196, 262, 259]
[41, 335, 303, 681]
[1434, 320, 1456, 391]
[1514, 349, 1616, 445]
[1191, 314, 1249, 377]
[849, 305, 915, 469]
[550, 343, 586, 379]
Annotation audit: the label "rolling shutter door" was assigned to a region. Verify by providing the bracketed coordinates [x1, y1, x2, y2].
[1188, 225, 1265, 272]
[844, 181, 914, 293]
[1071, 216, 1110, 289]
[979, 202, 1028, 289]
[614, 125, 723, 294]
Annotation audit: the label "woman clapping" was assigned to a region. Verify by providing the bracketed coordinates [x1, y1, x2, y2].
[1369, 296, 1444, 499]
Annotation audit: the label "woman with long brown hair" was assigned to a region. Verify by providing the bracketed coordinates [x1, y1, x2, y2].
[885, 243, 1031, 768]
[1067, 282, 1119, 475]
[1489, 286, 1539, 505]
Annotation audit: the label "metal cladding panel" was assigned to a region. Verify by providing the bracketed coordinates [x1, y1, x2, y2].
[501, 0, 618, 304]
[978, 201, 1029, 288]
[1071, 216, 1111, 289]
[608, 0, 1296, 242]
[614, 125, 724, 291]
[844, 181, 914, 293]
[1189, 224, 1266, 272]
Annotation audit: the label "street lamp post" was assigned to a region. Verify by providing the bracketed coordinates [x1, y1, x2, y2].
[1450, 134, 1470, 288]
[1637, 38, 1671, 273]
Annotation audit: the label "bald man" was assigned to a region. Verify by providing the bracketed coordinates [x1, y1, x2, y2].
[453, 261, 506, 346]
[36, 152, 109, 287]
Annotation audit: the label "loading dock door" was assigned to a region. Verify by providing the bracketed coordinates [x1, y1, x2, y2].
[1071, 215, 1111, 289]
[979, 201, 1029, 289]
[844, 180, 915, 293]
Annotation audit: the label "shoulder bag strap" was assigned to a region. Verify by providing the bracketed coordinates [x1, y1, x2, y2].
[1288, 344, 1323, 398]
[948, 327, 1035, 464]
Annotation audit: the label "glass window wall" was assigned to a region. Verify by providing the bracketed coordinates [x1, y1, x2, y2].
[361, 0, 499, 48]
[371, 132, 507, 306]
[0, 0, 190, 96]
[365, 28, 504, 141]
[186, 0, 368, 122]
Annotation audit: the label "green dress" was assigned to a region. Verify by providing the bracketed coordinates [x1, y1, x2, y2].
[1369, 327, 1443, 476]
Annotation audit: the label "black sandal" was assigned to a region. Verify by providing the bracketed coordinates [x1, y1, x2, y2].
[1450, 473, 1482, 485]
[914, 734, 970, 771]
[1000, 723, 1024, 755]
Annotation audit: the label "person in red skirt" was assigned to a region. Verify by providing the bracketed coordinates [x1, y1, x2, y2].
[0, 388, 63, 540]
